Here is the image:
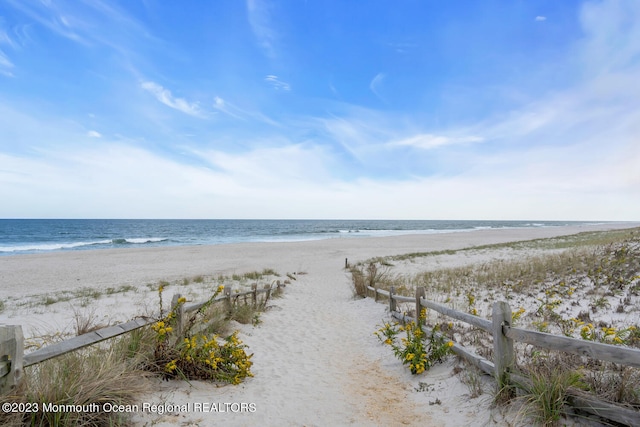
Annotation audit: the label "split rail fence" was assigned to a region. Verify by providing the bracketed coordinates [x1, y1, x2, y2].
[369, 284, 640, 426]
[0, 282, 283, 394]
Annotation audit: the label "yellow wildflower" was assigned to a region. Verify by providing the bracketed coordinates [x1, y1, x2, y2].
[165, 359, 177, 372]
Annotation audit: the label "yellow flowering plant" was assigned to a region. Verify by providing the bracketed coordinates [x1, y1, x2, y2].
[152, 284, 253, 384]
[511, 307, 526, 326]
[165, 331, 253, 384]
[466, 291, 478, 316]
[375, 309, 453, 375]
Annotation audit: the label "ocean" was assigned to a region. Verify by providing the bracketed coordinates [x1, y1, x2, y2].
[0, 219, 597, 256]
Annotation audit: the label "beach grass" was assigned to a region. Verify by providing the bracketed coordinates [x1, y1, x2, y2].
[351, 226, 640, 421]
[0, 268, 284, 426]
[516, 357, 588, 427]
[0, 345, 150, 427]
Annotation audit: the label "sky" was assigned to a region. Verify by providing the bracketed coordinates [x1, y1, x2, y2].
[0, 0, 639, 220]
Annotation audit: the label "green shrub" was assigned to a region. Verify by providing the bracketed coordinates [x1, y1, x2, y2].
[375, 309, 453, 375]
[150, 285, 254, 385]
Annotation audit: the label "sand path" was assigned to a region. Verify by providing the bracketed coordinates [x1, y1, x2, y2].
[136, 249, 436, 426]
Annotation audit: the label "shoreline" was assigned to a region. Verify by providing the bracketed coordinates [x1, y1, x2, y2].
[1, 222, 639, 300]
[0, 220, 628, 258]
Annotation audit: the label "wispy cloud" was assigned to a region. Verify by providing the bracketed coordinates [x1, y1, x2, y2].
[213, 96, 280, 126]
[369, 72, 385, 100]
[196, 143, 334, 187]
[86, 130, 101, 138]
[4, 0, 158, 62]
[0, 27, 16, 77]
[140, 81, 204, 117]
[5, 0, 86, 44]
[264, 75, 291, 91]
[213, 96, 241, 119]
[578, 0, 640, 76]
[247, 0, 277, 58]
[535, 16, 547, 22]
[392, 134, 484, 150]
[386, 41, 418, 54]
[0, 50, 14, 77]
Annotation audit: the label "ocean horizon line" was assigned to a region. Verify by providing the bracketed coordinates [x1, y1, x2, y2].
[0, 219, 623, 256]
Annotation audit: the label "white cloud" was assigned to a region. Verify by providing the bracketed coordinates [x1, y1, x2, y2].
[5, 0, 85, 44]
[535, 16, 547, 22]
[212, 96, 242, 120]
[578, 0, 640, 76]
[213, 95, 280, 126]
[0, 29, 17, 48]
[264, 75, 291, 91]
[0, 50, 14, 77]
[392, 134, 484, 150]
[1, 132, 638, 219]
[140, 81, 203, 117]
[196, 143, 334, 188]
[369, 72, 385, 100]
[86, 130, 101, 138]
[247, 0, 277, 58]
[0, 28, 15, 76]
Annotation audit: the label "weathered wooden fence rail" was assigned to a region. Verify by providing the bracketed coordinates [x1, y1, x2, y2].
[368, 284, 640, 426]
[0, 282, 283, 394]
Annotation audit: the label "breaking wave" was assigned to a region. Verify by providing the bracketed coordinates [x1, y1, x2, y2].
[0, 237, 169, 254]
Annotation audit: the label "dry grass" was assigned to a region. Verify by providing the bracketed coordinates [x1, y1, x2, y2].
[1, 346, 150, 427]
[0, 267, 284, 426]
[350, 227, 640, 423]
[513, 354, 588, 427]
[72, 307, 108, 336]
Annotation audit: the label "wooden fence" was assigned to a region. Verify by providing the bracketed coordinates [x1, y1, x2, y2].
[369, 285, 640, 426]
[0, 282, 283, 394]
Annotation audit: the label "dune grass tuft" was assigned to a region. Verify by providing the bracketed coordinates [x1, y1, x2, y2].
[1, 346, 149, 427]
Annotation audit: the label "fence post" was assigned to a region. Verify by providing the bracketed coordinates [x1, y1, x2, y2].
[251, 283, 258, 308]
[493, 301, 515, 398]
[374, 285, 378, 302]
[415, 287, 426, 321]
[224, 286, 232, 316]
[263, 284, 272, 308]
[389, 286, 397, 313]
[170, 294, 185, 337]
[0, 325, 24, 394]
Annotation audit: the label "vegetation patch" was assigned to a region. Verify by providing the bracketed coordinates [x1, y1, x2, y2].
[148, 284, 254, 385]
[375, 309, 454, 375]
[352, 227, 640, 423]
[0, 347, 148, 427]
[1, 267, 284, 425]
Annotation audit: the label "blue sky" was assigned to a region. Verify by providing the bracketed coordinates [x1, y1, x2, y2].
[0, 0, 638, 220]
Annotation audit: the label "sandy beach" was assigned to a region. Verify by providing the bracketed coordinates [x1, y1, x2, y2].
[1, 222, 639, 426]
